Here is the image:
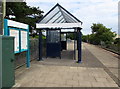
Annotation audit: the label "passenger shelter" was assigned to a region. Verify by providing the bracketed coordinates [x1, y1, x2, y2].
[36, 3, 83, 63]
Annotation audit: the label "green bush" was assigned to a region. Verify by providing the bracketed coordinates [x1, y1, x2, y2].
[114, 38, 120, 44]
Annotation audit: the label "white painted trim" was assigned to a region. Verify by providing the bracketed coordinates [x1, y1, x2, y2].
[7, 19, 28, 29]
[36, 23, 82, 29]
[61, 29, 74, 32]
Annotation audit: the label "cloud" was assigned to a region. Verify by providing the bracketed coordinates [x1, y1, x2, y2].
[26, 0, 118, 35]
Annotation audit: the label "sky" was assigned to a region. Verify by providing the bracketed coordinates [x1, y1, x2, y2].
[26, 0, 118, 35]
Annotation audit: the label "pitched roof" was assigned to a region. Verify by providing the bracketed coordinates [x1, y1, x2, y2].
[38, 3, 82, 24]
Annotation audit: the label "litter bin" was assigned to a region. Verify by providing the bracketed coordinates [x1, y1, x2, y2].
[0, 35, 15, 89]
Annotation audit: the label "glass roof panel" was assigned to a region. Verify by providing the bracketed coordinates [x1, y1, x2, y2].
[40, 6, 60, 23]
[60, 8, 78, 23]
[47, 12, 62, 23]
[59, 19, 65, 23]
[38, 4, 82, 24]
[55, 16, 64, 23]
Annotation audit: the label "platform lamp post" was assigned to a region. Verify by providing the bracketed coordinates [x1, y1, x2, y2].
[0, 1, 3, 35]
[3, 0, 6, 19]
[0, 0, 6, 35]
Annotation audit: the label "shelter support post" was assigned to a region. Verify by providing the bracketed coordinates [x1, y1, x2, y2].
[74, 29, 76, 60]
[38, 29, 42, 61]
[66, 33, 67, 50]
[77, 28, 82, 63]
[60, 29, 61, 59]
[46, 29, 48, 58]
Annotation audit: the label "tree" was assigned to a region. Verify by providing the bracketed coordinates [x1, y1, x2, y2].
[91, 23, 104, 34]
[67, 33, 76, 40]
[82, 35, 87, 42]
[90, 23, 116, 45]
[114, 38, 120, 44]
[6, 2, 44, 32]
[82, 34, 91, 43]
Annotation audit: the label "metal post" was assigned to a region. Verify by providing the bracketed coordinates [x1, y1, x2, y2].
[66, 33, 67, 50]
[60, 29, 61, 59]
[26, 26, 30, 67]
[46, 29, 48, 58]
[74, 29, 76, 60]
[38, 30, 42, 61]
[3, 0, 6, 18]
[0, 1, 3, 35]
[77, 28, 82, 63]
[3, 19, 8, 35]
[0, 0, 6, 35]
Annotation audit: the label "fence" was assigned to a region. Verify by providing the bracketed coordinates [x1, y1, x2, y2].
[15, 38, 47, 68]
[15, 39, 39, 68]
[100, 44, 119, 55]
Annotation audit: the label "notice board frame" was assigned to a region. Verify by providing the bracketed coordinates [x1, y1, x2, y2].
[4, 19, 30, 67]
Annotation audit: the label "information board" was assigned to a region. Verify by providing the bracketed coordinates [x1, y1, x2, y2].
[10, 29, 19, 53]
[4, 19, 30, 67]
[4, 19, 29, 53]
[21, 31, 28, 51]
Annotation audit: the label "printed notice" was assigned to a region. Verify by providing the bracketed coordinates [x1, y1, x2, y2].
[21, 31, 27, 50]
[10, 29, 19, 52]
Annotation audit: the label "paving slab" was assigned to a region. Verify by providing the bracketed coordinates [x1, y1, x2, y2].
[14, 63, 118, 87]
[13, 42, 119, 88]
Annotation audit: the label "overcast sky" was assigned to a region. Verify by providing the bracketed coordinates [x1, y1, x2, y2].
[26, 0, 118, 35]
